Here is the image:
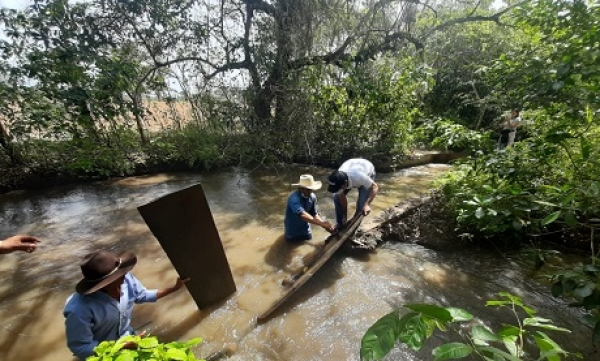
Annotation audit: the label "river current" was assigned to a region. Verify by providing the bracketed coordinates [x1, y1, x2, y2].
[0, 164, 595, 360]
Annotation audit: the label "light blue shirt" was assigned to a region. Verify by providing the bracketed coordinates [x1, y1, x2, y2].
[63, 273, 158, 360]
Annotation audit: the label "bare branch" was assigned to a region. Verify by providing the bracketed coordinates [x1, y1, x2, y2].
[423, 0, 530, 39]
[288, 29, 424, 70]
[243, 3, 260, 88]
[244, 0, 277, 15]
[205, 60, 252, 80]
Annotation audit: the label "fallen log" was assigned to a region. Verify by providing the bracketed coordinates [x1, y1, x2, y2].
[346, 196, 432, 251]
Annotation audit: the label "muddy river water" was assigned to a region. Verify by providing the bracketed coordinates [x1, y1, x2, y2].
[0, 164, 595, 360]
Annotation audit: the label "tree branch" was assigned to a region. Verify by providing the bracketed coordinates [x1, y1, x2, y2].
[243, 3, 260, 88]
[244, 0, 277, 15]
[423, 0, 530, 39]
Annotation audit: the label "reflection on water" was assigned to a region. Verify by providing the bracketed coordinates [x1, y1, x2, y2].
[0, 164, 595, 360]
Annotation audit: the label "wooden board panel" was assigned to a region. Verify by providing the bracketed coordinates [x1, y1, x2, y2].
[257, 213, 364, 322]
[138, 183, 236, 309]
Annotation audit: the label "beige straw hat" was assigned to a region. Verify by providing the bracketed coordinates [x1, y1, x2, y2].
[292, 174, 322, 190]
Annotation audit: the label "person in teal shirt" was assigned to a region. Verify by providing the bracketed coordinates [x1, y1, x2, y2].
[284, 174, 334, 242]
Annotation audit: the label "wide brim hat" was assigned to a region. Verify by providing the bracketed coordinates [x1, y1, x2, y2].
[327, 170, 348, 193]
[75, 250, 137, 295]
[292, 174, 322, 190]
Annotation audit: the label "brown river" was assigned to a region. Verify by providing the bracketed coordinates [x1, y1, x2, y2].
[0, 164, 595, 360]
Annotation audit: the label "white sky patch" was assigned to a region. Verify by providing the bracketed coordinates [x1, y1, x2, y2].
[0, 0, 33, 10]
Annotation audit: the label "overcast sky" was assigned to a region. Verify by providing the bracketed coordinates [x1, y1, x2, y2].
[0, 0, 33, 10]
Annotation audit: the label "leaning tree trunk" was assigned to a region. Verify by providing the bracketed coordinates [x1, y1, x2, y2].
[0, 118, 25, 166]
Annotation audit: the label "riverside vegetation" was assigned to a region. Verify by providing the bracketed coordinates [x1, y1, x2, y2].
[1, 0, 599, 359]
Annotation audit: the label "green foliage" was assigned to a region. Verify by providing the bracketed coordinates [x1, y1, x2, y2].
[549, 260, 600, 345]
[421, 6, 521, 127]
[21, 128, 141, 178]
[308, 57, 430, 164]
[88, 335, 204, 361]
[146, 125, 225, 171]
[438, 3, 600, 249]
[360, 293, 581, 361]
[491, 0, 600, 113]
[414, 118, 494, 152]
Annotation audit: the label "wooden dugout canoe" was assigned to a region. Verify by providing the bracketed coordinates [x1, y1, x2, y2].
[257, 213, 364, 322]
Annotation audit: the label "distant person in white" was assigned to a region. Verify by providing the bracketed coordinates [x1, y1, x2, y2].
[499, 109, 522, 149]
[327, 158, 378, 229]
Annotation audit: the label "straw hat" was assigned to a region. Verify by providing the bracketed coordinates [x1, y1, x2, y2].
[292, 174, 322, 190]
[75, 250, 138, 295]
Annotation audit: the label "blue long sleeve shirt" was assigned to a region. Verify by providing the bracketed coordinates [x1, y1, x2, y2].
[284, 190, 318, 240]
[63, 273, 158, 360]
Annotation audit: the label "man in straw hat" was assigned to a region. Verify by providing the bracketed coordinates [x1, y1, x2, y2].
[63, 249, 189, 360]
[284, 174, 335, 242]
[327, 158, 378, 229]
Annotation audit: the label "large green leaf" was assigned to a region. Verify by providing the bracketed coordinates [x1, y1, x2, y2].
[182, 337, 203, 348]
[398, 313, 428, 351]
[115, 350, 138, 361]
[360, 311, 404, 360]
[477, 346, 522, 361]
[475, 207, 485, 219]
[573, 284, 596, 300]
[541, 211, 561, 226]
[165, 348, 188, 361]
[564, 211, 578, 228]
[432, 342, 473, 360]
[533, 331, 566, 361]
[138, 337, 160, 349]
[471, 325, 500, 346]
[446, 307, 473, 322]
[404, 304, 453, 322]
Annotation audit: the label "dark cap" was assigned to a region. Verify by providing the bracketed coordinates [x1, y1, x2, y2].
[327, 170, 348, 193]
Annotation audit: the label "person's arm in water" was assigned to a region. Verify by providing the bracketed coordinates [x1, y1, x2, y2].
[362, 181, 379, 215]
[300, 211, 335, 232]
[0, 235, 41, 254]
[157, 277, 190, 299]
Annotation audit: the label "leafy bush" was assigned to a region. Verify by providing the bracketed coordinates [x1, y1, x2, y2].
[435, 142, 546, 242]
[360, 292, 580, 361]
[88, 335, 204, 361]
[24, 129, 141, 178]
[414, 118, 494, 152]
[549, 260, 600, 345]
[145, 125, 227, 170]
[307, 57, 429, 164]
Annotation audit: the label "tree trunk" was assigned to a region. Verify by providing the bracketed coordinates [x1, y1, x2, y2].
[131, 93, 149, 145]
[0, 118, 25, 165]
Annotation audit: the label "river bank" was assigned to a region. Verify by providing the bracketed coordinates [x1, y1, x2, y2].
[0, 150, 468, 194]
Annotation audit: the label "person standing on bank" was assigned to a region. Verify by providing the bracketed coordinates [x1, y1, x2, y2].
[499, 109, 522, 149]
[284, 174, 335, 242]
[327, 158, 378, 229]
[63, 249, 189, 360]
